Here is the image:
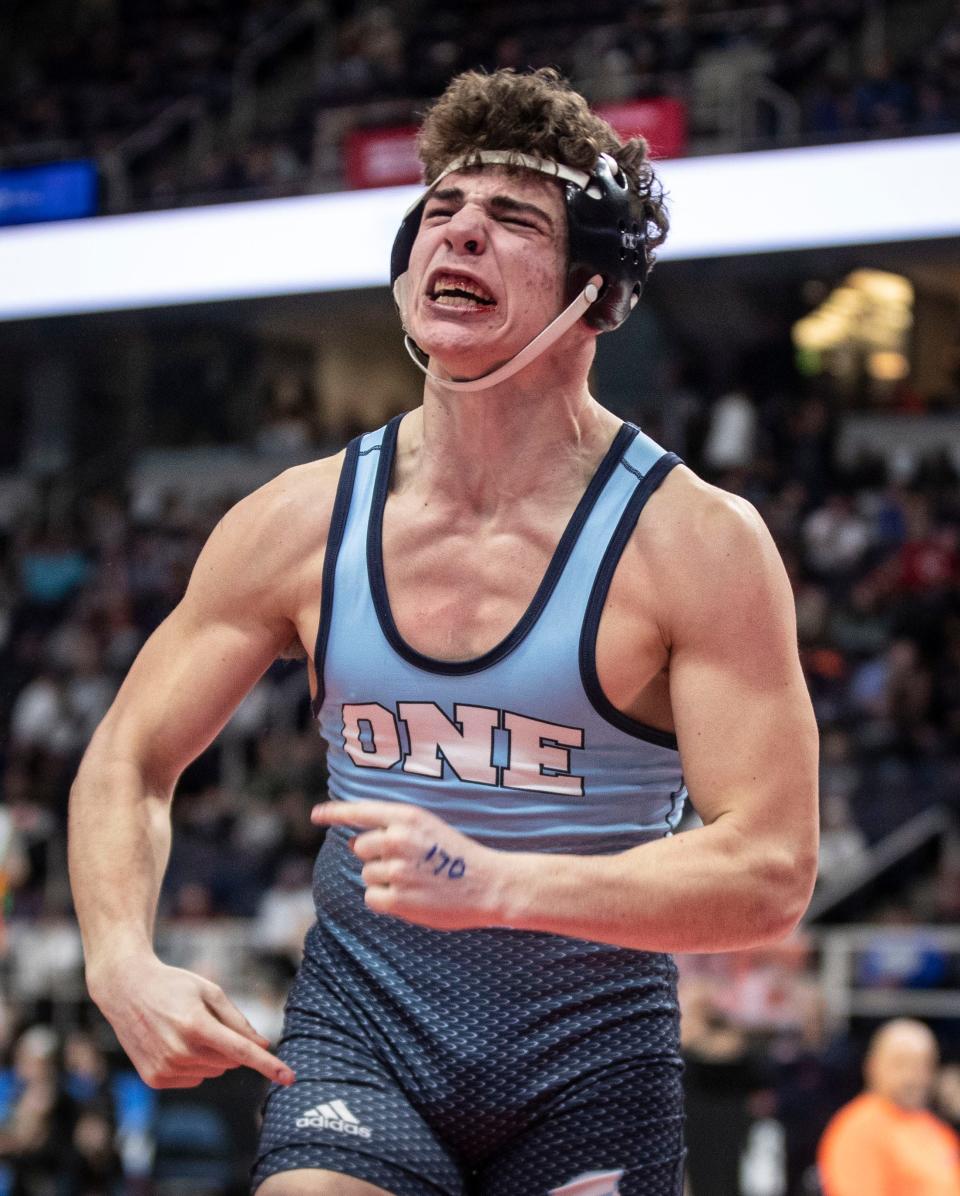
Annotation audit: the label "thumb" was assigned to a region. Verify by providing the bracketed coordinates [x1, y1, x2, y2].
[203, 984, 271, 1048]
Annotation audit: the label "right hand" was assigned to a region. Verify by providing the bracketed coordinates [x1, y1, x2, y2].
[90, 955, 295, 1089]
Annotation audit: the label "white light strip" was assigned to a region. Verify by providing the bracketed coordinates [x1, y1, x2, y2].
[660, 134, 960, 257]
[1, 134, 958, 321]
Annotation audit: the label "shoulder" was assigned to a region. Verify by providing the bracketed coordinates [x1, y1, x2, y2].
[184, 449, 347, 617]
[821, 1095, 889, 1143]
[641, 464, 772, 569]
[211, 451, 346, 567]
[920, 1107, 960, 1148]
[631, 464, 791, 647]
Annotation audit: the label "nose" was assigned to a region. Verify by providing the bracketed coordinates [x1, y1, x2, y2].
[446, 205, 486, 256]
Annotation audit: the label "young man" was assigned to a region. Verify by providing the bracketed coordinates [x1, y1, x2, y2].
[69, 69, 819, 1196]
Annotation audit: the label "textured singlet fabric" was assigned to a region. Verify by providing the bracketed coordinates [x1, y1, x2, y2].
[254, 416, 689, 1195]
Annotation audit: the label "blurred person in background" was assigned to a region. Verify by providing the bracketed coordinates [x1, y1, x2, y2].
[772, 989, 859, 1196]
[817, 1018, 960, 1196]
[680, 977, 767, 1196]
[937, 1065, 960, 1136]
[0, 807, 28, 958]
[0, 1025, 75, 1196]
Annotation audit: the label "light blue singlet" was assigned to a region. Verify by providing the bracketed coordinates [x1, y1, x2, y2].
[254, 415, 691, 1194]
[314, 414, 687, 854]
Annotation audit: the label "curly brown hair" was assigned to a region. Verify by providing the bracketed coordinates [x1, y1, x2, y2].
[417, 68, 669, 266]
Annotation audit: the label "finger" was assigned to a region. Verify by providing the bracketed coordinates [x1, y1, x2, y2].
[159, 1066, 229, 1084]
[361, 859, 397, 887]
[152, 1073, 217, 1090]
[351, 829, 389, 861]
[177, 1044, 255, 1070]
[310, 800, 413, 831]
[363, 885, 396, 915]
[202, 1022, 295, 1086]
[140, 1060, 230, 1088]
[202, 985, 271, 1048]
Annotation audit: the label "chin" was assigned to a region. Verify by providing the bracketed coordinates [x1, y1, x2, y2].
[413, 327, 517, 380]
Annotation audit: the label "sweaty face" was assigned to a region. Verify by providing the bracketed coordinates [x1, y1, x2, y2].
[401, 167, 568, 379]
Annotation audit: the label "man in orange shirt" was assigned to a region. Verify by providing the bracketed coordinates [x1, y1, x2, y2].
[818, 1018, 960, 1195]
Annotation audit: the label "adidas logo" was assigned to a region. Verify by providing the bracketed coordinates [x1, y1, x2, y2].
[295, 1098, 372, 1139]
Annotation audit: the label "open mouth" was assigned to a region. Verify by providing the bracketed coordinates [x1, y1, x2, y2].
[427, 272, 497, 309]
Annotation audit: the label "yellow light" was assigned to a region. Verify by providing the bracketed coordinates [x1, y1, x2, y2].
[867, 351, 909, 381]
[849, 269, 914, 306]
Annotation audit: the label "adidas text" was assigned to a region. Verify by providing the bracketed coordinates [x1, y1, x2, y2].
[296, 1099, 372, 1139]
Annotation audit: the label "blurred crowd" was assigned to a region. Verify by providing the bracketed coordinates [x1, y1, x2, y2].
[0, 0, 291, 155]
[3, 0, 960, 210]
[0, 1009, 273, 1194]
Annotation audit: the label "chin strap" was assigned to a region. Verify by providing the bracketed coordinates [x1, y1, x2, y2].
[400, 275, 603, 393]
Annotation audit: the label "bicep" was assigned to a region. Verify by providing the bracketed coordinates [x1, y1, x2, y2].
[667, 497, 818, 852]
[98, 603, 287, 792]
[90, 515, 298, 793]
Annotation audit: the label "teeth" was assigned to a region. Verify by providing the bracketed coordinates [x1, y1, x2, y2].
[431, 275, 493, 303]
[434, 294, 486, 307]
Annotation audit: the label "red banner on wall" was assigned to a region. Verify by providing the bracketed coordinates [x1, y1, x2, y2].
[343, 97, 687, 190]
[596, 97, 687, 161]
[343, 124, 422, 190]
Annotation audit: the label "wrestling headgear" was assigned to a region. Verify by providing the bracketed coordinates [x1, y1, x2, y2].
[390, 150, 652, 392]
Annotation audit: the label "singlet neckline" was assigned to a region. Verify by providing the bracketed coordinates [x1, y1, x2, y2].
[366, 414, 638, 676]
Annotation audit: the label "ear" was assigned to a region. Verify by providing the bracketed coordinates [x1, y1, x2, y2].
[393, 273, 410, 331]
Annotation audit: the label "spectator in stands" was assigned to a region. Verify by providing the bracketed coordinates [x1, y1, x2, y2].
[60, 1102, 123, 1196]
[817, 792, 867, 886]
[774, 989, 860, 1196]
[0, 808, 28, 957]
[702, 387, 757, 474]
[848, 637, 933, 753]
[59, 1030, 124, 1195]
[853, 56, 914, 135]
[252, 856, 315, 966]
[937, 1065, 960, 1135]
[915, 80, 956, 134]
[802, 494, 872, 584]
[254, 372, 318, 455]
[818, 1018, 960, 1195]
[806, 72, 858, 140]
[0, 1025, 76, 1194]
[681, 977, 770, 1196]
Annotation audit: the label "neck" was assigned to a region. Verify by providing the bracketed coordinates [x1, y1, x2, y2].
[400, 342, 621, 516]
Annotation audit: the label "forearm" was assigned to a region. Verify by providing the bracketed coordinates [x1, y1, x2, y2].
[499, 818, 812, 953]
[68, 746, 173, 994]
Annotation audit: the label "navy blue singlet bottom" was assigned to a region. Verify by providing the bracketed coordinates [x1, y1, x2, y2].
[252, 831, 686, 1195]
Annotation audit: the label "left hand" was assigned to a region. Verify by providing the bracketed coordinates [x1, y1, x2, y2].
[310, 800, 507, 931]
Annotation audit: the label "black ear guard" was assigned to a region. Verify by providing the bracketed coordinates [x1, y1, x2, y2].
[564, 153, 648, 332]
[389, 151, 650, 334]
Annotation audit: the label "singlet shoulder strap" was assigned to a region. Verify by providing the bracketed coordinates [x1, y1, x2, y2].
[579, 437, 684, 748]
[621, 425, 673, 479]
[310, 433, 364, 717]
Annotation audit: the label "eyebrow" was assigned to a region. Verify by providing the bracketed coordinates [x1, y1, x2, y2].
[427, 186, 555, 230]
